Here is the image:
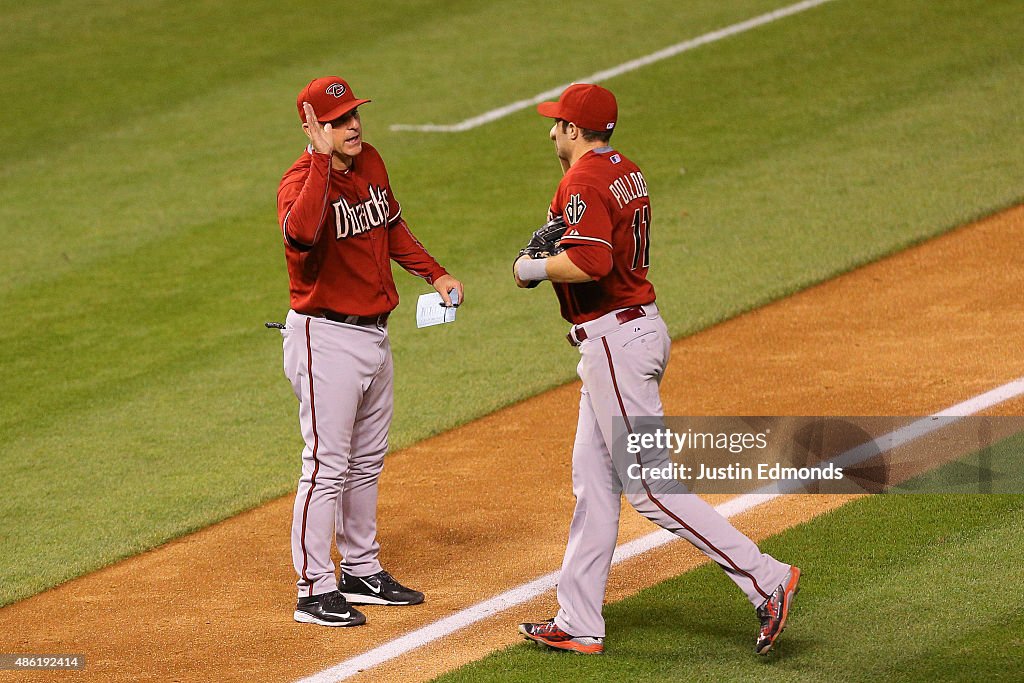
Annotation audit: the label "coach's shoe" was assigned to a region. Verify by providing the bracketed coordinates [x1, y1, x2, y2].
[294, 590, 366, 627]
[755, 566, 801, 654]
[339, 570, 425, 606]
[519, 619, 605, 655]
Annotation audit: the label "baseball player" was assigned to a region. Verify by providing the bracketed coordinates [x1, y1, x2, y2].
[277, 76, 463, 627]
[514, 84, 800, 655]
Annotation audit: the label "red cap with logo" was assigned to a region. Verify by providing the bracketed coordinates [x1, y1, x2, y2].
[537, 83, 617, 132]
[296, 77, 372, 123]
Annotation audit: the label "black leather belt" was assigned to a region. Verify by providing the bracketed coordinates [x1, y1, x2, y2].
[567, 306, 646, 346]
[308, 310, 390, 326]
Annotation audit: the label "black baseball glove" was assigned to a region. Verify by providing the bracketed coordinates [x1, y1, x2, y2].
[519, 215, 568, 259]
[514, 215, 568, 288]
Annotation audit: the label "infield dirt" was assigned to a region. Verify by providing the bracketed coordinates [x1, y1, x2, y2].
[1, 206, 1022, 682]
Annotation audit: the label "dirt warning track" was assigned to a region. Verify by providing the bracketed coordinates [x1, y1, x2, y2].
[1, 206, 1022, 683]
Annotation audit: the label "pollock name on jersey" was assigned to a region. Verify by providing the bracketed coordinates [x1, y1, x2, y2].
[608, 171, 649, 210]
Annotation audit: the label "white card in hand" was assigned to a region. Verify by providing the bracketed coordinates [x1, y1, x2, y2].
[415, 291, 459, 328]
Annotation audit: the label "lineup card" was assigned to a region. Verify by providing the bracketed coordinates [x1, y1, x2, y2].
[415, 291, 459, 328]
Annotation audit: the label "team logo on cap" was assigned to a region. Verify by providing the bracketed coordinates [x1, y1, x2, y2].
[326, 83, 347, 97]
[564, 193, 587, 225]
[606, 122, 615, 130]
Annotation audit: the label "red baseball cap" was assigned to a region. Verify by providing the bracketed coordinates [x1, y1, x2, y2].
[537, 83, 617, 132]
[296, 77, 372, 123]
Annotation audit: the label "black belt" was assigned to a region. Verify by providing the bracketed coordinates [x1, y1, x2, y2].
[567, 306, 646, 346]
[306, 310, 390, 326]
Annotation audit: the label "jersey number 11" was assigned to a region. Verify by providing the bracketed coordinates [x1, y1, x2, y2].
[631, 205, 651, 271]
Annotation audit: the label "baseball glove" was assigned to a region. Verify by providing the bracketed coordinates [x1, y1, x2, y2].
[519, 215, 568, 260]
[515, 215, 568, 288]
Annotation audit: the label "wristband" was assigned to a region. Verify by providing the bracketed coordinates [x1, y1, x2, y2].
[517, 257, 549, 282]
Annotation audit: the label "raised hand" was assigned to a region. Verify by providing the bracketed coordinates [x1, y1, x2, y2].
[303, 102, 334, 155]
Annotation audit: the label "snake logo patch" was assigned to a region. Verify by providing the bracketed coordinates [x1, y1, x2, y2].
[564, 194, 587, 225]
[326, 83, 347, 97]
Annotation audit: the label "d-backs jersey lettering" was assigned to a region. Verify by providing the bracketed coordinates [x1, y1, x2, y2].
[277, 142, 445, 316]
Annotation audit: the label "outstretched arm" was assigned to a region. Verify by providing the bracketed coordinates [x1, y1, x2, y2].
[389, 219, 465, 306]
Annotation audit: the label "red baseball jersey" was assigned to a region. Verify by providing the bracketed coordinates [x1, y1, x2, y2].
[277, 143, 447, 316]
[551, 148, 656, 324]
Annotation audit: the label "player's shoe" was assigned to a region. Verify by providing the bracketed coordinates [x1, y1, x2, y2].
[755, 566, 801, 654]
[294, 590, 366, 627]
[518, 619, 605, 655]
[339, 570, 425, 606]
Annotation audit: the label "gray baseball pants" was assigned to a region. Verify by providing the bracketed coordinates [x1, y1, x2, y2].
[554, 305, 791, 638]
[282, 310, 392, 598]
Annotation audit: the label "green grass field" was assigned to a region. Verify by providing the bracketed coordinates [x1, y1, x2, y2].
[436, 494, 1024, 683]
[1, 0, 1022, 622]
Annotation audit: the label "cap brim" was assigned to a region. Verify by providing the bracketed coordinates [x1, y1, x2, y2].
[319, 98, 372, 122]
[536, 101, 561, 119]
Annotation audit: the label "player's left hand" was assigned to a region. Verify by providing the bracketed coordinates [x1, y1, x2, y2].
[433, 274, 464, 307]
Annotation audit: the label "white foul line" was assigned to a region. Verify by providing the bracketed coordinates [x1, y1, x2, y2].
[295, 377, 1024, 683]
[389, 0, 837, 133]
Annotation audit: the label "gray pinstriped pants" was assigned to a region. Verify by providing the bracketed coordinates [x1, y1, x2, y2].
[282, 310, 392, 598]
[554, 306, 791, 638]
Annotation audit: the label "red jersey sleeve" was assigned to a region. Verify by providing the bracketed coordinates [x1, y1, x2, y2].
[554, 182, 614, 253]
[277, 148, 332, 250]
[388, 219, 448, 284]
[373, 151, 404, 228]
[565, 243, 613, 279]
